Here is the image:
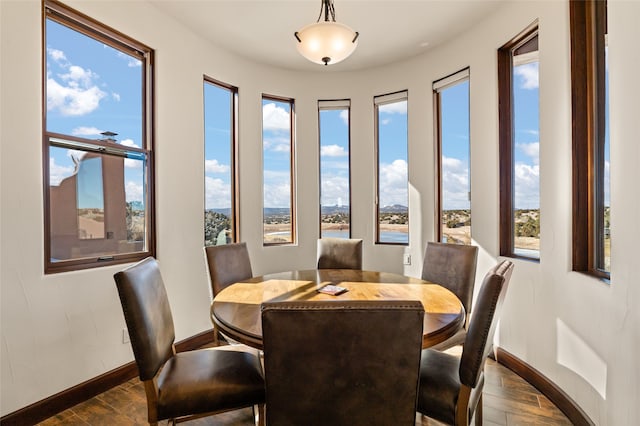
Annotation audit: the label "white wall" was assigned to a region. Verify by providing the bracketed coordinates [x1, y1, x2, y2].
[1, 0, 639, 424]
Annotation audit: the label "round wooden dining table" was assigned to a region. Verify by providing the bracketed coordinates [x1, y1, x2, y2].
[210, 269, 465, 350]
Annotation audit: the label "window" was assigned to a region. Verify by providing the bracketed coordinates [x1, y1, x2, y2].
[434, 68, 471, 245]
[44, 0, 154, 273]
[498, 23, 540, 260]
[262, 95, 295, 245]
[204, 78, 238, 246]
[570, 0, 610, 278]
[374, 91, 409, 245]
[318, 100, 351, 238]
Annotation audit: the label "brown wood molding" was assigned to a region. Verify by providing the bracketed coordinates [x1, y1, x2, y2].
[0, 330, 215, 426]
[495, 347, 595, 426]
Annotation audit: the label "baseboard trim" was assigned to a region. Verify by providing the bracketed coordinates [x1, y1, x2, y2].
[0, 330, 215, 426]
[495, 347, 595, 426]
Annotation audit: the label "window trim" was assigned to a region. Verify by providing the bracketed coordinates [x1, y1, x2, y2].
[203, 76, 240, 244]
[570, 0, 610, 279]
[262, 94, 296, 246]
[43, 0, 155, 274]
[374, 90, 409, 246]
[433, 67, 471, 244]
[498, 21, 539, 260]
[318, 99, 352, 239]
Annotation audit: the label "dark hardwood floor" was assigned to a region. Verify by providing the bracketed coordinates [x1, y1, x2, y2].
[37, 346, 571, 425]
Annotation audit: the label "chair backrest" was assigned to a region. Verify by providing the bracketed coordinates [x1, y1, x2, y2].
[261, 300, 424, 426]
[316, 237, 363, 269]
[204, 242, 253, 298]
[421, 242, 478, 317]
[113, 257, 176, 381]
[459, 260, 514, 388]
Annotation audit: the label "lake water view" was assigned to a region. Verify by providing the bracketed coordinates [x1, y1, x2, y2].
[320, 230, 409, 244]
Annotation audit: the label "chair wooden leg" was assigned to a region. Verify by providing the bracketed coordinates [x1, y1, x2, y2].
[254, 403, 265, 426]
[212, 323, 220, 345]
[474, 394, 483, 426]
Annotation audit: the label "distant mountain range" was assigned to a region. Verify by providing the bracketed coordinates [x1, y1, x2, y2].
[206, 205, 409, 216]
[379, 204, 408, 213]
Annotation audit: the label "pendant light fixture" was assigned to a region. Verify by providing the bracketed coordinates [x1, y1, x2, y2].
[294, 0, 359, 66]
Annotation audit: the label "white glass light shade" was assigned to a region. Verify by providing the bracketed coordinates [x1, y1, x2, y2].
[295, 21, 358, 65]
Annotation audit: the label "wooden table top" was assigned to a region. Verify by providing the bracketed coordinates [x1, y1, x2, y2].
[210, 269, 465, 350]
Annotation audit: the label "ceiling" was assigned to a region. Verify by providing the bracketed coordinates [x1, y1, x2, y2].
[148, 0, 507, 72]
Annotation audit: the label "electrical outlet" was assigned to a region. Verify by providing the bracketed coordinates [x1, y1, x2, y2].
[122, 329, 130, 344]
[403, 253, 411, 265]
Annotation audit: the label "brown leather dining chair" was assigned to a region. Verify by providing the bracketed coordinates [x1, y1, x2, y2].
[417, 260, 514, 426]
[204, 242, 253, 343]
[261, 300, 424, 426]
[421, 241, 478, 350]
[204, 242, 253, 298]
[316, 237, 363, 269]
[114, 257, 265, 425]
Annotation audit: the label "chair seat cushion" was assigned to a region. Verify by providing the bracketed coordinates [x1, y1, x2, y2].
[417, 349, 462, 424]
[417, 349, 484, 425]
[156, 347, 265, 420]
[428, 327, 467, 352]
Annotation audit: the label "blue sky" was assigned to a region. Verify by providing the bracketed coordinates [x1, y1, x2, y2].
[319, 108, 350, 208]
[50, 15, 605, 218]
[377, 100, 408, 208]
[440, 80, 470, 211]
[46, 18, 145, 207]
[204, 83, 232, 211]
[262, 99, 293, 210]
[513, 61, 540, 210]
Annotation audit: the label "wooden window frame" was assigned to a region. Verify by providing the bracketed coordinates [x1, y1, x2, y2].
[498, 22, 539, 260]
[43, 0, 155, 274]
[374, 90, 409, 246]
[203, 76, 240, 245]
[262, 94, 296, 246]
[433, 68, 471, 244]
[318, 99, 352, 239]
[570, 0, 610, 279]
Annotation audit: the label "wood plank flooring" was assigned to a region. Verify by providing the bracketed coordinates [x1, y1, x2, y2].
[37, 346, 570, 425]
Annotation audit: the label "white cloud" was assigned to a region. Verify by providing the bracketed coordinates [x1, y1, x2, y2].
[72, 126, 104, 136]
[441, 156, 470, 210]
[321, 175, 349, 206]
[263, 136, 291, 153]
[47, 75, 106, 116]
[47, 48, 67, 63]
[205, 159, 230, 174]
[515, 62, 539, 89]
[120, 139, 143, 169]
[119, 139, 139, 148]
[116, 51, 142, 68]
[381, 118, 391, 125]
[514, 162, 540, 209]
[379, 100, 407, 115]
[205, 176, 231, 210]
[60, 65, 97, 87]
[49, 158, 75, 186]
[46, 52, 107, 116]
[339, 109, 349, 125]
[263, 102, 290, 131]
[320, 144, 348, 157]
[112, 92, 121, 102]
[125, 181, 144, 202]
[379, 159, 408, 206]
[263, 170, 292, 208]
[517, 142, 540, 165]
